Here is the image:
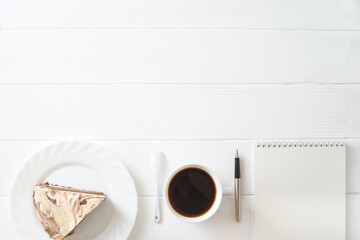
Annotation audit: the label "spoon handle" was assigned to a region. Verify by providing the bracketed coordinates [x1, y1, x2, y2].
[152, 151, 166, 224]
[155, 195, 160, 223]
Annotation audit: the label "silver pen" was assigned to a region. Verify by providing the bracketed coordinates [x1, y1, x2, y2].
[235, 149, 241, 222]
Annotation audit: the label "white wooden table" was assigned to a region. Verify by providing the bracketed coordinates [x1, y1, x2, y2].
[0, 0, 359, 239]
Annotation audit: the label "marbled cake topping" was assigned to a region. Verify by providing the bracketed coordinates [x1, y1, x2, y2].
[33, 183, 106, 240]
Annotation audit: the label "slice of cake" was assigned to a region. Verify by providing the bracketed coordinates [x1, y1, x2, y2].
[33, 182, 106, 240]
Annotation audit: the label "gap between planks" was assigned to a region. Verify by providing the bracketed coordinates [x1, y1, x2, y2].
[0, 138, 357, 142]
[2, 83, 360, 86]
[1, 28, 360, 32]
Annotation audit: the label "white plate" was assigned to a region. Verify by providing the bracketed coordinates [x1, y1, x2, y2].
[11, 141, 138, 240]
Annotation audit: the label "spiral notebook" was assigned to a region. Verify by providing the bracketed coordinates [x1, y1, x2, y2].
[255, 142, 346, 240]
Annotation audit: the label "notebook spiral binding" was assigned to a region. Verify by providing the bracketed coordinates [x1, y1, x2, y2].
[256, 141, 344, 148]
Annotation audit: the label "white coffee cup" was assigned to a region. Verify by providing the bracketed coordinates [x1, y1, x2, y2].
[164, 164, 222, 222]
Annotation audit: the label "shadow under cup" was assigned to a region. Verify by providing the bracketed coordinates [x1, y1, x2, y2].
[165, 164, 222, 222]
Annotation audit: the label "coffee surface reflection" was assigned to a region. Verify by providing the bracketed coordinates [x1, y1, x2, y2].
[168, 167, 217, 217]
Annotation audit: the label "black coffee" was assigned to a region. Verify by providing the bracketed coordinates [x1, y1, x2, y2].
[168, 167, 216, 217]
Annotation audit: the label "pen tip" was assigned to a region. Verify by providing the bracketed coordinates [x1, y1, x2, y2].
[235, 149, 239, 158]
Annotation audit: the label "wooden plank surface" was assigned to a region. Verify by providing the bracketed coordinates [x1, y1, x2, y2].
[0, 85, 359, 140]
[0, 0, 359, 30]
[0, 30, 359, 84]
[1, 195, 359, 239]
[0, 198, 17, 239]
[1, 0, 359, 239]
[130, 196, 253, 239]
[348, 194, 360, 240]
[1, 140, 360, 196]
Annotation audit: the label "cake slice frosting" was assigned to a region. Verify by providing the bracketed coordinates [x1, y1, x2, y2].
[33, 182, 106, 240]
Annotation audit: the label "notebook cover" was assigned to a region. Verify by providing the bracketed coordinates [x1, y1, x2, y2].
[255, 143, 346, 240]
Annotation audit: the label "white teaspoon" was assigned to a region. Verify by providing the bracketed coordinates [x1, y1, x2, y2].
[152, 151, 166, 223]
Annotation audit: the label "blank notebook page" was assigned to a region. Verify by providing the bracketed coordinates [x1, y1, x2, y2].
[255, 143, 346, 240]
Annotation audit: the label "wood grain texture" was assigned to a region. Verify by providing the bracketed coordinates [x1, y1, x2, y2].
[0, 0, 359, 30]
[1, 195, 359, 239]
[1, 0, 359, 237]
[1, 140, 360, 196]
[0, 198, 17, 239]
[0, 85, 359, 140]
[348, 194, 360, 240]
[0, 30, 359, 84]
[130, 196, 253, 239]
